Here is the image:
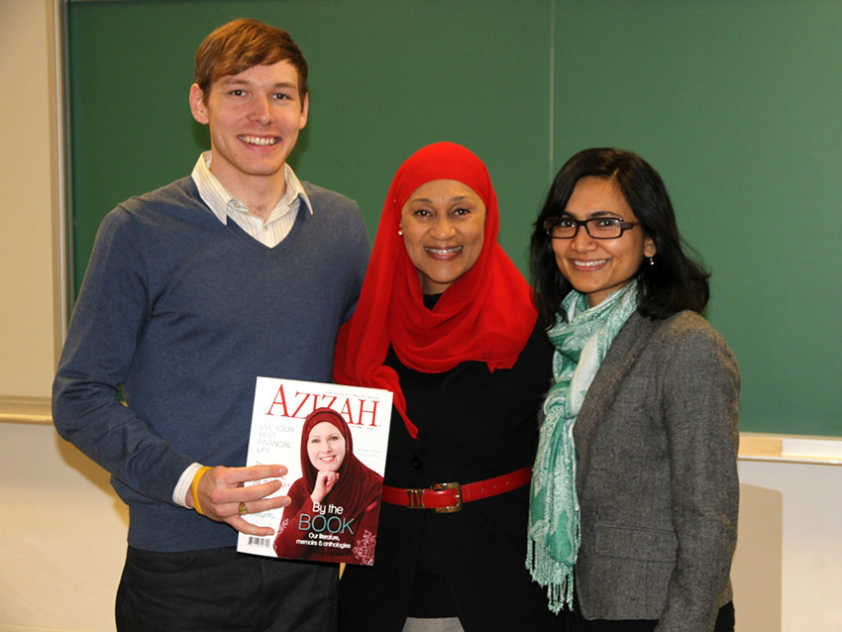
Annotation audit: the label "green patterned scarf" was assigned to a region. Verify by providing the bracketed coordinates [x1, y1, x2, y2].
[526, 282, 639, 613]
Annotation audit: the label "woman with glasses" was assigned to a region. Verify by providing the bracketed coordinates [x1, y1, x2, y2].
[526, 147, 739, 631]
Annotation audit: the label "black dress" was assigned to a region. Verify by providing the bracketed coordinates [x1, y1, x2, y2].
[339, 319, 565, 631]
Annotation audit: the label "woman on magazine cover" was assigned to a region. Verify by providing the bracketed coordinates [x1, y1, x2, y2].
[527, 147, 739, 631]
[334, 142, 564, 631]
[273, 407, 383, 565]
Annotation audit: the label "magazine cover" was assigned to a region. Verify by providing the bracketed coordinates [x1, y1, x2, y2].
[237, 377, 392, 566]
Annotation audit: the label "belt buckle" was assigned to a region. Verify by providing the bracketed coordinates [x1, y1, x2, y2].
[431, 481, 462, 513]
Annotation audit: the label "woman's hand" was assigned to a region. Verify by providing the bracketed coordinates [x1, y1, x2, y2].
[310, 470, 340, 505]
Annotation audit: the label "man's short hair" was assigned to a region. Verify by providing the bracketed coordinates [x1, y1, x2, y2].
[194, 18, 308, 102]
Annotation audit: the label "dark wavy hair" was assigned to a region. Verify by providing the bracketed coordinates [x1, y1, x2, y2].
[530, 148, 709, 327]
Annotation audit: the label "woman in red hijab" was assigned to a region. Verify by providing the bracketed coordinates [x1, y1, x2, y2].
[273, 408, 383, 565]
[335, 143, 564, 631]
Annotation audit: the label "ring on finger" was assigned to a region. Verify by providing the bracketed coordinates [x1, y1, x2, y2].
[238, 501, 248, 516]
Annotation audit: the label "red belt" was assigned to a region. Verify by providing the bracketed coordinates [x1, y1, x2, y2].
[381, 466, 531, 514]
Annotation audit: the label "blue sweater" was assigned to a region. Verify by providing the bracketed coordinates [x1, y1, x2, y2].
[53, 177, 369, 551]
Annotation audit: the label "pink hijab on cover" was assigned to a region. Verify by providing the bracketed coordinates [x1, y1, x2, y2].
[299, 407, 381, 519]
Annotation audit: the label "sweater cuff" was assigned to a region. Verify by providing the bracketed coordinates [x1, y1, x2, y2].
[173, 462, 203, 507]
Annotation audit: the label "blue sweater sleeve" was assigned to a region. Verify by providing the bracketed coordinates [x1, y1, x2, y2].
[52, 208, 193, 504]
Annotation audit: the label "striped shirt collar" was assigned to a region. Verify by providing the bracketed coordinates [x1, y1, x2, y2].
[190, 151, 313, 224]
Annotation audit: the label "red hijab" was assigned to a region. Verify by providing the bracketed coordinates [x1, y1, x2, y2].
[333, 142, 537, 438]
[300, 408, 382, 519]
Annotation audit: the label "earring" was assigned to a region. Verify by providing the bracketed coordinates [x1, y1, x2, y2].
[648, 256, 655, 266]
[398, 228, 403, 236]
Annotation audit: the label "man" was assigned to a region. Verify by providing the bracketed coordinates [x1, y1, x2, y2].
[52, 18, 368, 631]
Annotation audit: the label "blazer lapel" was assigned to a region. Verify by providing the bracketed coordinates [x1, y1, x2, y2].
[573, 313, 659, 483]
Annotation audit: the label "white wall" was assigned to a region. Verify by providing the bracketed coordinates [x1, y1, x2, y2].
[0, 423, 128, 632]
[0, 0, 128, 632]
[735, 460, 842, 632]
[0, 0, 60, 397]
[0, 1, 128, 630]
[0, 1, 839, 631]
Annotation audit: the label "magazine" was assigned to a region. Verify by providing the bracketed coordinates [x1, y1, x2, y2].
[237, 377, 392, 566]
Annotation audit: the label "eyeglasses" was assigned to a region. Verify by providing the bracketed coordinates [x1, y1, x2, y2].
[543, 216, 639, 240]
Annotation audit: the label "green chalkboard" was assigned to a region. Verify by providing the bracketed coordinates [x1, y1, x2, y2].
[67, 0, 552, 290]
[67, 0, 842, 436]
[548, 0, 842, 438]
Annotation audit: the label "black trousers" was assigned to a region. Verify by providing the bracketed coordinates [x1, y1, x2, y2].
[116, 546, 337, 632]
[575, 602, 735, 631]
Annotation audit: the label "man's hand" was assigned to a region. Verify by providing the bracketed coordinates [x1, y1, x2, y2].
[186, 464, 289, 536]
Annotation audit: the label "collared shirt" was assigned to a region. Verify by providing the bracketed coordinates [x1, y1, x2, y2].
[190, 151, 313, 248]
[174, 153, 314, 507]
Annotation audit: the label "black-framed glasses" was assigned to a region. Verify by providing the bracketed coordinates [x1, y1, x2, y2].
[543, 216, 639, 240]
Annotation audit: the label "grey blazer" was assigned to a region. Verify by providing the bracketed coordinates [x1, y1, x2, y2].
[573, 310, 739, 631]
